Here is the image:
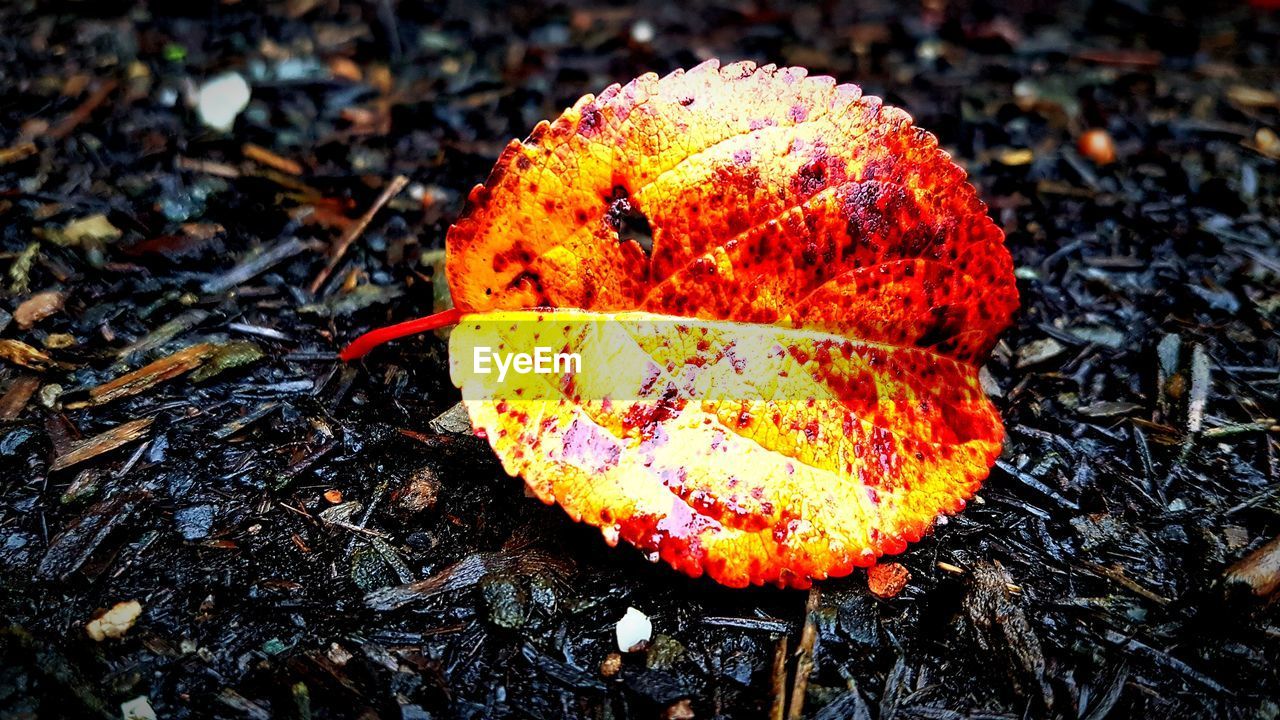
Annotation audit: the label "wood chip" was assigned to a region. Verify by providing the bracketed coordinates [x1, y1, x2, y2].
[14, 290, 66, 329]
[1015, 337, 1066, 368]
[86, 599, 143, 641]
[0, 339, 58, 371]
[0, 142, 37, 166]
[46, 214, 121, 246]
[1078, 401, 1144, 418]
[69, 343, 216, 408]
[177, 156, 242, 178]
[51, 417, 155, 472]
[1225, 534, 1280, 599]
[47, 78, 118, 140]
[1079, 560, 1171, 605]
[868, 561, 912, 598]
[1075, 49, 1161, 67]
[0, 375, 40, 420]
[1226, 85, 1280, 110]
[201, 237, 308, 295]
[115, 309, 210, 360]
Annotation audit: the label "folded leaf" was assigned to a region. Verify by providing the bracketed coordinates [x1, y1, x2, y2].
[451, 310, 1002, 588]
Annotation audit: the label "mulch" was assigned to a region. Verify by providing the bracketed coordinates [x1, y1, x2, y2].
[1, 1, 1278, 718]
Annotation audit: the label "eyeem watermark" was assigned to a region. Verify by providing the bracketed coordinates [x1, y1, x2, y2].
[473, 346, 581, 382]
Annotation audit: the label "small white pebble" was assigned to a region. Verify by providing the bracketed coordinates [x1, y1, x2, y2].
[631, 20, 655, 44]
[120, 696, 157, 720]
[197, 72, 251, 132]
[615, 606, 652, 652]
[156, 86, 179, 107]
[916, 39, 942, 62]
[86, 600, 142, 642]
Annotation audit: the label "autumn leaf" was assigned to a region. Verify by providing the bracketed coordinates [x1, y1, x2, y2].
[346, 60, 1018, 588]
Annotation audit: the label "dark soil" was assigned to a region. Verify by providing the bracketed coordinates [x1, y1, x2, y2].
[2, 1, 1279, 718]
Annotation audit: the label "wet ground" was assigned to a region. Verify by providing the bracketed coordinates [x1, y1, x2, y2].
[2, 1, 1279, 718]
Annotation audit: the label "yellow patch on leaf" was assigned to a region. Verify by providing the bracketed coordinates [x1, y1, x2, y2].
[450, 310, 1002, 588]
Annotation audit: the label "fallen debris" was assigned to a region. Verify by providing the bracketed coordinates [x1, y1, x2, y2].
[867, 562, 911, 599]
[1225, 535, 1280, 599]
[85, 600, 143, 641]
[47, 79, 118, 140]
[0, 339, 60, 371]
[196, 72, 251, 131]
[308, 174, 409, 293]
[616, 607, 653, 653]
[0, 375, 40, 420]
[243, 142, 304, 176]
[1015, 338, 1066, 368]
[120, 696, 157, 720]
[965, 562, 1053, 710]
[50, 417, 155, 471]
[43, 214, 121, 247]
[68, 343, 216, 408]
[36, 492, 149, 580]
[13, 290, 65, 329]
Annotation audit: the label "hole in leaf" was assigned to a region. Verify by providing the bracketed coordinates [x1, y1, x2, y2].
[605, 186, 654, 255]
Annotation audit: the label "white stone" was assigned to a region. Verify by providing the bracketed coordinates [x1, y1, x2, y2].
[86, 599, 142, 641]
[615, 606, 652, 652]
[630, 20, 655, 44]
[120, 696, 157, 720]
[197, 72, 251, 132]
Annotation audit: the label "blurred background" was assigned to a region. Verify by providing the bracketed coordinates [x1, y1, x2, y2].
[1, 1, 1278, 719]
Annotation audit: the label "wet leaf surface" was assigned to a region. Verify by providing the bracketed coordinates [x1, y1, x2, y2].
[438, 60, 1016, 587]
[1, 1, 1278, 717]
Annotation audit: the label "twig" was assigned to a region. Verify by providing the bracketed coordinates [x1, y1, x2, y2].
[48, 79, 119, 140]
[995, 460, 1079, 510]
[1102, 630, 1228, 694]
[786, 585, 821, 720]
[937, 560, 1023, 593]
[769, 635, 789, 720]
[0, 142, 37, 166]
[177, 156, 241, 178]
[1181, 343, 1211, 460]
[202, 237, 309, 294]
[0, 375, 40, 420]
[1079, 560, 1171, 606]
[702, 616, 793, 634]
[243, 143, 304, 175]
[1202, 420, 1278, 440]
[308, 174, 408, 294]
